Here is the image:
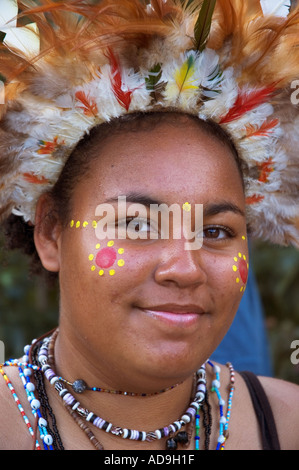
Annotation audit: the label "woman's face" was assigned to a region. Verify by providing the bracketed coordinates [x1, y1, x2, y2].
[56, 117, 248, 389]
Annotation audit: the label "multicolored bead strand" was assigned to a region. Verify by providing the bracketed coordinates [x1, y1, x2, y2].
[23, 344, 55, 450]
[2, 344, 55, 450]
[219, 362, 235, 450]
[0, 365, 41, 450]
[194, 412, 201, 450]
[58, 377, 182, 397]
[208, 360, 227, 450]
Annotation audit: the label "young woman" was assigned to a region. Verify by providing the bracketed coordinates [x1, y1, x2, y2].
[0, 0, 298, 450]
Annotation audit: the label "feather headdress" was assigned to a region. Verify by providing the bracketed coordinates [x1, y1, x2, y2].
[0, 0, 299, 247]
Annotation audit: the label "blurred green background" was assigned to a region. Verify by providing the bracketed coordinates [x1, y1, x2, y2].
[1, 232, 299, 384]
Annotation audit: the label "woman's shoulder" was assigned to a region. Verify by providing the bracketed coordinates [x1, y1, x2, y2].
[0, 364, 36, 450]
[258, 375, 299, 450]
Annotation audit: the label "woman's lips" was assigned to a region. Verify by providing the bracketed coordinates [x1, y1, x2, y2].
[138, 304, 205, 328]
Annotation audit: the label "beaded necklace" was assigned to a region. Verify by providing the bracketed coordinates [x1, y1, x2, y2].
[38, 332, 208, 448]
[1, 330, 235, 450]
[0, 357, 54, 450]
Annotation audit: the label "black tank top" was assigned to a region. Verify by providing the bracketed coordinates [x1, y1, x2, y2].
[239, 371, 280, 450]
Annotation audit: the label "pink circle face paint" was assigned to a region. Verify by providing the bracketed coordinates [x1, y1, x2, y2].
[239, 259, 248, 284]
[95, 247, 117, 269]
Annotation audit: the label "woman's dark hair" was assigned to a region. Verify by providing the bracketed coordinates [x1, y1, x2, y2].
[1, 111, 244, 283]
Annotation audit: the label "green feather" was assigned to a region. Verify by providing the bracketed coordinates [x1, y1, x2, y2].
[145, 64, 162, 91]
[194, 0, 217, 52]
[145, 63, 166, 102]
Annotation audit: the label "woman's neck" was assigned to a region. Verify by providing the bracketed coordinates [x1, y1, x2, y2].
[53, 327, 199, 441]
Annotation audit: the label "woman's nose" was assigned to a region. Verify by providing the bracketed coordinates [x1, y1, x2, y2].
[154, 238, 207, 288]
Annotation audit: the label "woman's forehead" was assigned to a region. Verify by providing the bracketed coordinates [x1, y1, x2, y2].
[79, 119, 245, 207]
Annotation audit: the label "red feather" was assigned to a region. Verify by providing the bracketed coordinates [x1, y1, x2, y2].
[108, 48, 133, 111]
[75, 91, 98, 117]
[23, 173, 49, 184]
[245, 118, 279, 138]
[219, 86, 276, 124]
[245, 194, 264, 205]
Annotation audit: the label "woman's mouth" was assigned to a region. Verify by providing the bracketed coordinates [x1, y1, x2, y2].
[137, 303, 206, 328]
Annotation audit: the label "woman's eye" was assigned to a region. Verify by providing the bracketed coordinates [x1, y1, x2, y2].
[203, 226, 234, 240]
[117, 217, 159, 238]
[127, 218, 151, 232]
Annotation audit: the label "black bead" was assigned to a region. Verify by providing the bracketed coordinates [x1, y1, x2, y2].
[176, 431, 189, 444]
[166, 438, 178, 450]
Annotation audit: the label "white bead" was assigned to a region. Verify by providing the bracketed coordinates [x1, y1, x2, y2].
[39, 417, 48, 428]
[220, 416, 227, 424]
[122, 429, 129, 439]
[190, 401, 200, 409]
[31, 399, 41, 410]
[212, 379, 220, 389]
[26, 382, 35, 392]
[141, 431, 146, 441]
[195, 391, 205, 402]
[181, 414, 191, 423]
[218, 435, 226, 444]
[43, 434, 53, 446]
[86, 412, 94, 422]
[214, 365, 221, 373]
[105, 423, 112, 433]
[24, 345, 30, 354]
[50, 376, 59, 385]
[38, 354, 47, 362]
[198, 383, 206, 392]
[24, 368, 32, 376]
[155, 429, 162, 439]
[219, 398, 225, 406]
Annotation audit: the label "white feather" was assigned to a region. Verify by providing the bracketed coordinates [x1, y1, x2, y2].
[0, 0, 18, 29]
[0, 0, 40, 58]
[260, 0, 291, 17]
[4, 23, 40, 59]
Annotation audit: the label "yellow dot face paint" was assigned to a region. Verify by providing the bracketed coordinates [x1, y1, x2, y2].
[88, 241, 125, 277]
[232, 236, 249, 292]
[182, 202, 191, 212]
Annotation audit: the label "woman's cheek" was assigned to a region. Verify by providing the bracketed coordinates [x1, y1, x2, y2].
[87, 239, 126, 278]
[231, 249, 249, 294]
[204, 249, 249, 303]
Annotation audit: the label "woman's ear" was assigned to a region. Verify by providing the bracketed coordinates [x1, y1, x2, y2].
[34, 193, 61, 273]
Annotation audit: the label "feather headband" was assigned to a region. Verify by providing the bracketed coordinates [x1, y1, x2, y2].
[0, 0, 299, 247]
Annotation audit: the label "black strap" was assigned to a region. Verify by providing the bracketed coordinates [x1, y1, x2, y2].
[239, 371, 280, 450]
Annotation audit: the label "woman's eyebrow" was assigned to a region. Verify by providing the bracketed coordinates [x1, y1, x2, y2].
[203, 202, 245, 217]
[104, 194, 245, 217]
[104, 192, 163, 207]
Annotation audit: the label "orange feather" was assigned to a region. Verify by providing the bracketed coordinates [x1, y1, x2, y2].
[245, 118, 279, 138]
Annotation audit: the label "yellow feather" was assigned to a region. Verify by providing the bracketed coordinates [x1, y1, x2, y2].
[174, 55, 198, 93]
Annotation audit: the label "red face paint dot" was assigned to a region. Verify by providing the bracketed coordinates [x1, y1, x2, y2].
[95, 247, 117, 269]
[239, 259, 248, 284]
